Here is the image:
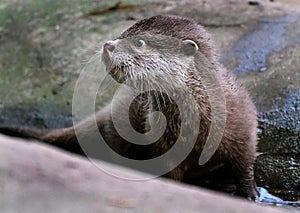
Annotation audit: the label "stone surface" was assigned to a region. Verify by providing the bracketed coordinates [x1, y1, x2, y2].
[0, 134, 291, 213]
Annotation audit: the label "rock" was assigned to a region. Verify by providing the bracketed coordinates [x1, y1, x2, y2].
[0, 134, 291, 213]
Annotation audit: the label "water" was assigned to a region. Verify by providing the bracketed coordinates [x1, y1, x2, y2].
[221, 15, 300, 75]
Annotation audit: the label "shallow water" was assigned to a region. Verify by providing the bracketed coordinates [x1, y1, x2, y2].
[221, 15, 300, 75]
[259, 187, 300, 211]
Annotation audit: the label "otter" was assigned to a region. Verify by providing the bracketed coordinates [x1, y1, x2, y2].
[0, 15, 259, 200]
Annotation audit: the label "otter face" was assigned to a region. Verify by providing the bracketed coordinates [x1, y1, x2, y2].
[102, 34, 199, 86]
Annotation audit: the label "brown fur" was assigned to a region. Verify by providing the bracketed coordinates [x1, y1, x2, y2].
[0, 15, 259, 200]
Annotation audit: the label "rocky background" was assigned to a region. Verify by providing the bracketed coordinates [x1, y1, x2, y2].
[0, 0, 299, 211]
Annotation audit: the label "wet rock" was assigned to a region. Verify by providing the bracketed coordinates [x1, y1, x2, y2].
[254, 90, 300, 201]
[220, 15, 299, 75]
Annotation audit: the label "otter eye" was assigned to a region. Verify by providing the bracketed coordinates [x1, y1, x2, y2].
[181, 40, 198, 56]
[134, 38, 145, 47]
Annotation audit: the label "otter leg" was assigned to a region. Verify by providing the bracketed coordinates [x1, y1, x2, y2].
[233, 159, 259, 201]
[164, 159, 193, 181]
[166, 168, 185, 181]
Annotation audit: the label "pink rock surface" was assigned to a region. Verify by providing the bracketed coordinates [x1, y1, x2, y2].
[0, 134, 290, 213]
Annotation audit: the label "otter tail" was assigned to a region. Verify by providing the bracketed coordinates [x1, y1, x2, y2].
[0, 126, 47, 140]
[0, 125, 85, 155]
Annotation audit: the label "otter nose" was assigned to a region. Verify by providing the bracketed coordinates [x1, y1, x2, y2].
[103, 41, 115, 52]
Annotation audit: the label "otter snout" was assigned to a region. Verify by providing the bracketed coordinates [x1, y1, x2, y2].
[102, 40, 117, 66]
[103, 41, 117, 53]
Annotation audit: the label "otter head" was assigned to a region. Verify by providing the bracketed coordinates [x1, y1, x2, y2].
[102, 15, 213, 89]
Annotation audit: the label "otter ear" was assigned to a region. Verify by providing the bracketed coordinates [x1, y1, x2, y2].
[181, 40, 198, 56]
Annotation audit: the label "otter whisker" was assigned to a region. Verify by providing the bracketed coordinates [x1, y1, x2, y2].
[153, 80, 168, 108]
[153, 79, 173, 106]
[153, 89, 162, 113]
